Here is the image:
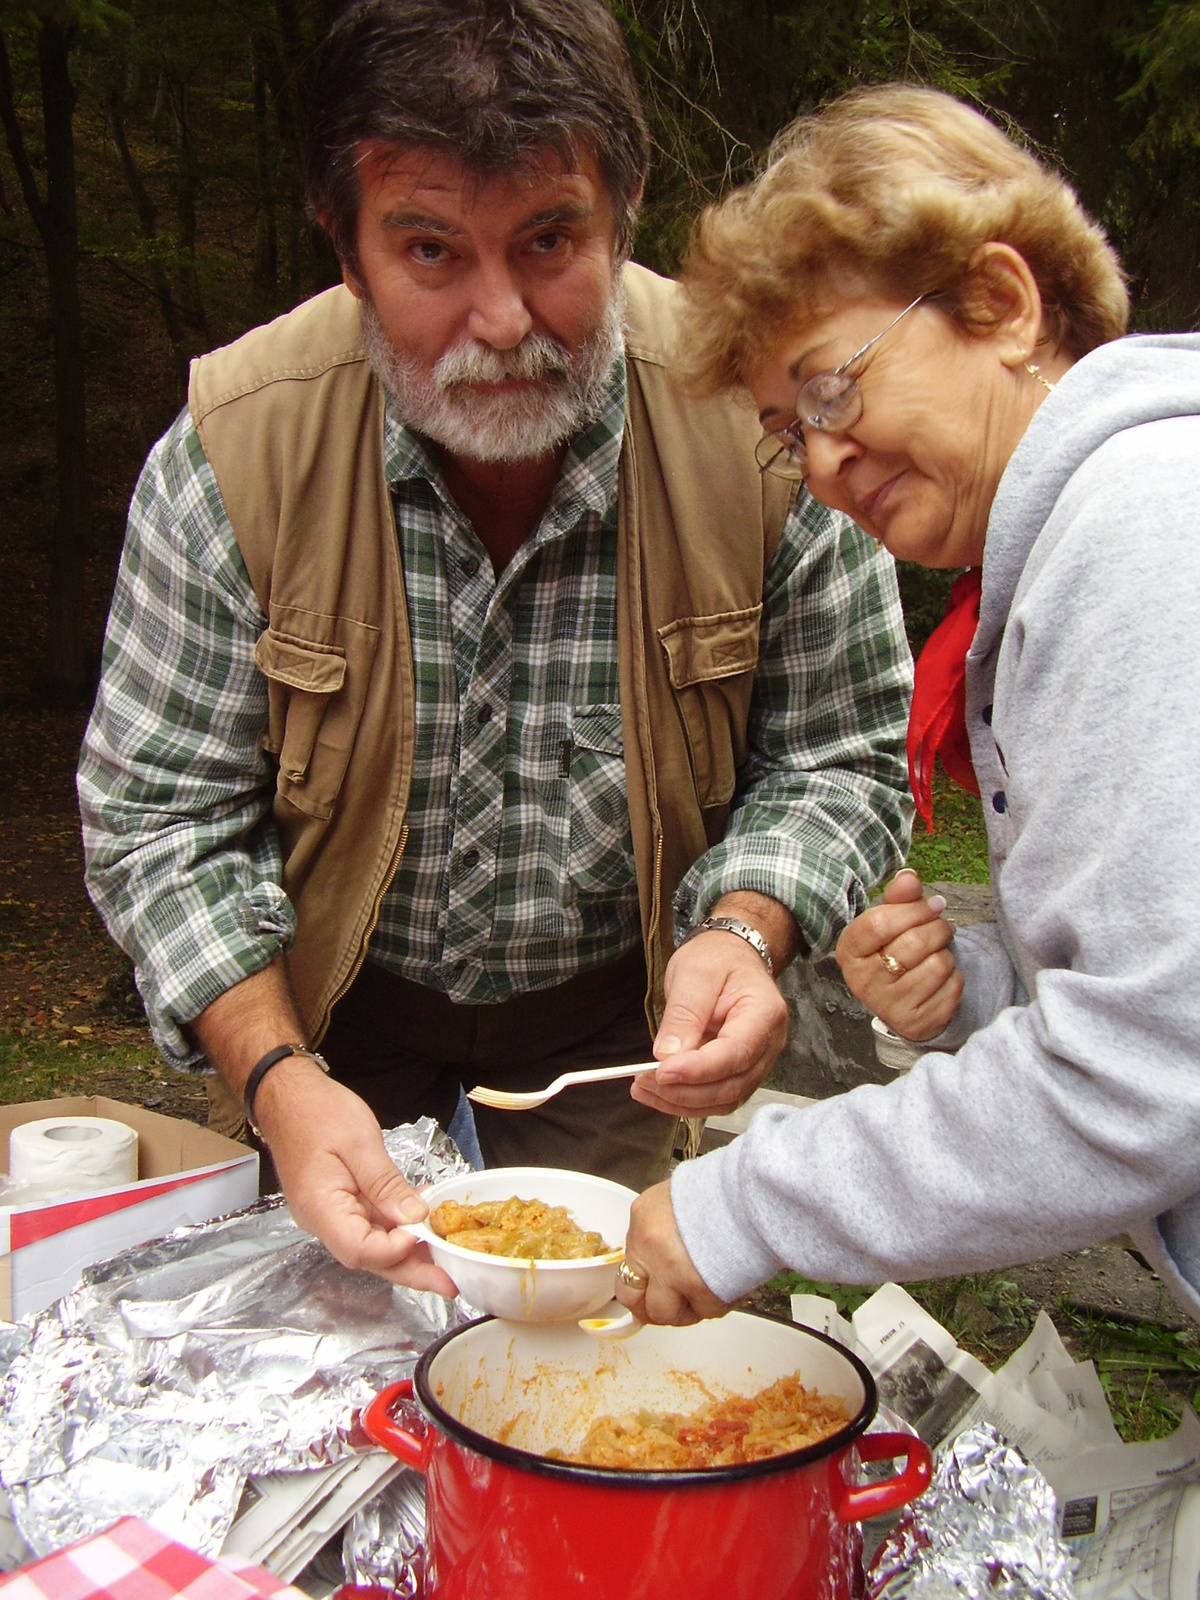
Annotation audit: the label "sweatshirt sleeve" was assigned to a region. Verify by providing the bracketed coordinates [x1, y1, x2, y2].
[671, 418, 1200, 1301]
[912, 920, 1024, 1052]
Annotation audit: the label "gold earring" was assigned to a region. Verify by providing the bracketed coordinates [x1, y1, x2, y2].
[1024, 360, 1053, 395]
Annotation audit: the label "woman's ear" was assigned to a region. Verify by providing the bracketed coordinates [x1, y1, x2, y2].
[964, 242, 1045, 369]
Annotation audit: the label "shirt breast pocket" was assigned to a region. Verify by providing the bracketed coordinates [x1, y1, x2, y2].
[254, 615, 380, 821]
[566, 704, 636, 897]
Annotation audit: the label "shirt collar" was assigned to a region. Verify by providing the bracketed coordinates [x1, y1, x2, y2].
[381, 355, 626, 531]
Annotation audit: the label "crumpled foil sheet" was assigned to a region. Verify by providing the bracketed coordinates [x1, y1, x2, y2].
[343, 1466, 428, 1598]
[0, 1322, 30, 1380]
[867, 1423, 1077, 1599]
[0, 1118, 468, 1569]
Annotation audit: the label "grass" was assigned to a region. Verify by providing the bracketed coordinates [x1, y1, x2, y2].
[0, 1033, 185, 1106]
[904, 768, 991, 886]
[772, 1270, 1200, 1444]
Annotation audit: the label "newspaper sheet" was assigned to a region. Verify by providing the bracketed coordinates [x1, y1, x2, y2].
[791, 1281, 1200, 1599]
[221, 1454, 402, 1581]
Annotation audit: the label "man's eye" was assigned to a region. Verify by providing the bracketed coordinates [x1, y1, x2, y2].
[410, 239, 449, 265]
[529, 231, 566, 254]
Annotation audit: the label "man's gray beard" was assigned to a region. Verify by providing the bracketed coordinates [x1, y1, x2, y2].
[360, 285, 625, 464]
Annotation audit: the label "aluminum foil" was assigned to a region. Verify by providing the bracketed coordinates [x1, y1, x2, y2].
[343, 1467, 427, 1598]
[867, 1423, 1077, 1599]
[0, 1323, 29, 1383]
[0, 1118, 469, 1565]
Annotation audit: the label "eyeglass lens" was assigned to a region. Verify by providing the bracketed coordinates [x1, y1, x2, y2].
[757, 292, 929, 480]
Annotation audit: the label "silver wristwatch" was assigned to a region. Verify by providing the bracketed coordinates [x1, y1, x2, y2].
[681, 915, 775, 977]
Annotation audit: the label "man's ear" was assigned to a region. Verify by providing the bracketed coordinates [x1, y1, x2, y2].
[314, 210, 362, 298]
[966, 241, 1045, 368]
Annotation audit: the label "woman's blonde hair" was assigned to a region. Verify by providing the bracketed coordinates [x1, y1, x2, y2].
[676, 84, 1129, 394]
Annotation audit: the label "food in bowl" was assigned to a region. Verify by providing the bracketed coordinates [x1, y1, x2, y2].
[430, 1195, 613, 1260]
[548, 1373, 849, 1469]
[410, 1167, 634, 1320]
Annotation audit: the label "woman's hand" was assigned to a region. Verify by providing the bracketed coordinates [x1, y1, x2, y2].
[835, 868, 963, 1041]
[615, 1181, 731, 1326]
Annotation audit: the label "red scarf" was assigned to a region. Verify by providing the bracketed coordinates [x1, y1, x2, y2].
[907, 567, 983, 830]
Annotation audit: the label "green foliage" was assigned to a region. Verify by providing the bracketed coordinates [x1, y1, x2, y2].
[896, 562, 955, 657]
[906, 771, 991, 885]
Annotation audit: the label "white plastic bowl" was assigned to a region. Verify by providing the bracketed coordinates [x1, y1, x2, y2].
[405, 1166, 634, 1322]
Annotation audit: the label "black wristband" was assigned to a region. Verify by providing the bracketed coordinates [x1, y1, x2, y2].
[243, 1044, 331, 1131]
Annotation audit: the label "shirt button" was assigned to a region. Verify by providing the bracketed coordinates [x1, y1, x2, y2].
[992, 791, 1007, 814]
[476, 702, 493, 730]
[459, 553, 480, 577]
[461, 847, 480, 871]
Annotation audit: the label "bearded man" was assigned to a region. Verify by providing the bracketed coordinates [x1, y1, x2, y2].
[78, 0, 913, 1292]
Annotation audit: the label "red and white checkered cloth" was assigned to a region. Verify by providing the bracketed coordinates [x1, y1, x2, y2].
[0, 1519, 309, 1600]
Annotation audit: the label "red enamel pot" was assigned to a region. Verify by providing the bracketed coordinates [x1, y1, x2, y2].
[363, 1312, 931, 1600]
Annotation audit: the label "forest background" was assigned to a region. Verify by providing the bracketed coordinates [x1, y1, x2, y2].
[2, 0, 1199, 702]
[0, 0, 1199, 1432]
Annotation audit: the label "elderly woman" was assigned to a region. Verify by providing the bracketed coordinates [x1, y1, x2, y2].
[617, 84, 1200, 1328]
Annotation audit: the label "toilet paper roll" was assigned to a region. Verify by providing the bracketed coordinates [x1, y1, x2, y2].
[8, 1116, 139, 1199]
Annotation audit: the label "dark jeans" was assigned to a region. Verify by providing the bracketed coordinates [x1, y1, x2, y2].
[318, 946, 678, 1190]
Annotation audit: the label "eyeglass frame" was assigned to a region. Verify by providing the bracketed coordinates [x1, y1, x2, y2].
[754, 293, 932, 482]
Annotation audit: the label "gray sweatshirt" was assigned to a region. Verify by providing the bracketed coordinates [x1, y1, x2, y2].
[672, 334, 1200, 1319]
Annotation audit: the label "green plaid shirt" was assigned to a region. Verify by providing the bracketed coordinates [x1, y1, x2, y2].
[79, 361, 913, 1065]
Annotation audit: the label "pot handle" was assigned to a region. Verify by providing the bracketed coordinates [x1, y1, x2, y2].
[832, 1431, 932, 1523]
[361, 1380, 434, 1473]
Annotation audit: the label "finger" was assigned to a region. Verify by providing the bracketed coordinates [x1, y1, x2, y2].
[654, 968, 717, 1057]
[377, 1252, 462, 1297]
[904, 968, 966, 1038]
[882, 916, 957, 972]
[869, 961, 965, 1043]
[655, 1033, 748, 1089]
[882, 868, 925, 904]
[858, 944, 958, 1014]
[630, 1077, 747, 1117]
[642, 1278, 699, 1326]
[836, 896, 949, 964]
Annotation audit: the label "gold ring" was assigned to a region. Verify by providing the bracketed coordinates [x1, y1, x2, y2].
[879, 951, 907, 978]
[617, 1260, 649, 1292]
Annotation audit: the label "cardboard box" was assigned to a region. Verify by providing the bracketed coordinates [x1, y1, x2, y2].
[0, 1097, 259, 1321]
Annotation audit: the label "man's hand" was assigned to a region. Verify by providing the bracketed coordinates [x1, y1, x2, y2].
[252, 1062, 459, 1294]
[631, 891, 794, 1118]
[192, 962, 458, 1296]
[835, 868, 963, 1041]
[615, 1180, 730, 1325]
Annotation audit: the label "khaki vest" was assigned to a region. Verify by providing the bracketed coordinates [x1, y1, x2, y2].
[189, 263, 794, 1041]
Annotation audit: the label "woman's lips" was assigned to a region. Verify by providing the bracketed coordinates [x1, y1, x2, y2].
[856, 472, 902, 525]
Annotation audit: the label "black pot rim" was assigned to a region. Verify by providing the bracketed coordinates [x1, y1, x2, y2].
[411, 1310, 877, 1489]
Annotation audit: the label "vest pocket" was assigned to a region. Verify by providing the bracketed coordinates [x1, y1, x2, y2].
[658, 606, 762, 808]
[254, 618, 380, 820]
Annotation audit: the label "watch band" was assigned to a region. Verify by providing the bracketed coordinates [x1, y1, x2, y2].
[682, 915, 775, 978]
[243, 1044, 331, 1134]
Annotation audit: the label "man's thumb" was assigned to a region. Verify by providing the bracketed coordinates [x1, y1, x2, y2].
[362, 1158, 428, 1226]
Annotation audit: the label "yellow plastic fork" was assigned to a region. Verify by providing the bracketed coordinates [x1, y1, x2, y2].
[466, 1061, 658, 1112]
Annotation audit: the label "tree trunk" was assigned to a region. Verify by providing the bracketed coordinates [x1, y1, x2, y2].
[107, 88, 190, 394]
[250, 40, 278, 303]
[38, 19, 87, 698]
[0, 22, 88, 698]
[168, 71, 208, 335]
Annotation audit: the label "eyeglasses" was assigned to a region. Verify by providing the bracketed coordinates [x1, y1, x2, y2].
[754, 294, 930, 481]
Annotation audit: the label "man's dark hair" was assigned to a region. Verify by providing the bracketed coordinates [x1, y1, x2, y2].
[305, 0, 649, 273]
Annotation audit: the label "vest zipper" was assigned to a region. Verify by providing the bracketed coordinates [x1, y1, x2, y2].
[650, 824, 665, 1021]
[321, 822, 409, 1027]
